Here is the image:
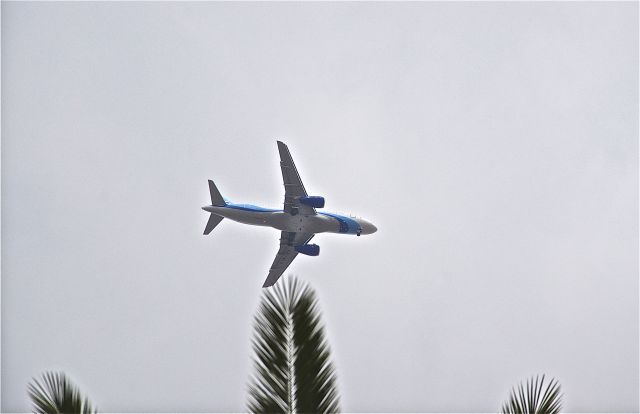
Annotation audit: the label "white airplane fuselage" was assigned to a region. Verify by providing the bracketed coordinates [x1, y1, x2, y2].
[202, 202, 377, 236]
[202, 140, 377, 287]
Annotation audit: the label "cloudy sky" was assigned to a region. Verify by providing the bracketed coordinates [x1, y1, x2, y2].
[2, 2, 638, 412]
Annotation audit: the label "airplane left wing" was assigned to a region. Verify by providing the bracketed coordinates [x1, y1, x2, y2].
[277, 141, 316, 216]
[262, 231, 314, 288]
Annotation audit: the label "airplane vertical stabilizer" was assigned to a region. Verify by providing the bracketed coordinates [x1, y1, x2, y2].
[203, 180, 226, 235]
[208, 180, 226, 206]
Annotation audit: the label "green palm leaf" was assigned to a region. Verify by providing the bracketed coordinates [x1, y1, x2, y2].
[248, 277, 340, 413]
[27, 371, 97, 414]
[501, 374, 562, 414]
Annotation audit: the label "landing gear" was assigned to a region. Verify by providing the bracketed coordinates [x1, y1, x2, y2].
[357, 231, 361, 236]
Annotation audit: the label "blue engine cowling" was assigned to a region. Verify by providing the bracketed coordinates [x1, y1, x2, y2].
[299, 196, 325, 208]
[295, 244, 320, 256]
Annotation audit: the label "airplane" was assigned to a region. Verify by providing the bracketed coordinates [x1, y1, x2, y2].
[202, 140, 377, 288]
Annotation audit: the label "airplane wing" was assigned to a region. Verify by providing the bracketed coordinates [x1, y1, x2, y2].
[277, 141, 316, 216]
[262, 231, 314, 288]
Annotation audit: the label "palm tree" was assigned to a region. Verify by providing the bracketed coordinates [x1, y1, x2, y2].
[27, 371, 97, 414]
[248, 276, 340, 413]
[501, 374, 562, 414]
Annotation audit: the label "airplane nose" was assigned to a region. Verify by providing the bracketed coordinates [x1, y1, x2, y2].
[359, 219, 377, 235]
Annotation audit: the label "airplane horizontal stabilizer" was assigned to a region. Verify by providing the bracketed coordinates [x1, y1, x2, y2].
[204, 214, 223, 235]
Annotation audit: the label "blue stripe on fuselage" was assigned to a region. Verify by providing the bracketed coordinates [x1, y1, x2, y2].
[319, 212, 361, 234]
[223, 203, 281, 213]
[221, 204, 361, 234]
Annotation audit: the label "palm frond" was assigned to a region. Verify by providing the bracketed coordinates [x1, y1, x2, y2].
[248, 277, 340, 413]
[27, 371, 97, 414]
[291, 280, 340, 413]
[501, 374, 562, 414]
[248, 280, 293, 413]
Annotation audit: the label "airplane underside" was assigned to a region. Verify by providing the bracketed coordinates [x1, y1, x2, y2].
[204, 206, 342, 234]
[202, 140, 376, 287]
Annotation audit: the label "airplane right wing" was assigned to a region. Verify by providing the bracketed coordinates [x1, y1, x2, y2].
[262, 231, 314, 288]
[277, 141, 316, 216]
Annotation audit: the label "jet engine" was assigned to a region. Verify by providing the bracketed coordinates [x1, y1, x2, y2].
[295, 244, 320, 256]
[299, 196, 325, 208]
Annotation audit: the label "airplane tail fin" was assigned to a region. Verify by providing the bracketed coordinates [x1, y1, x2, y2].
[204, 214, 223, 235]
[203, 180, 226, 235]
[208, 180, 226, 206]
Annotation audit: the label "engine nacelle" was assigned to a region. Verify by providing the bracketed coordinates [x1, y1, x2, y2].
[299, 196, 325, 208]
[295, 244, 320, 256]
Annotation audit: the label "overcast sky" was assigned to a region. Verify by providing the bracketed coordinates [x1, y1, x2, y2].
[2, 2, 638, 412]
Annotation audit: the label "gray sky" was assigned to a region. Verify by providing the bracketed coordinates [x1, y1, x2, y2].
[2, 2, 638, 412]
